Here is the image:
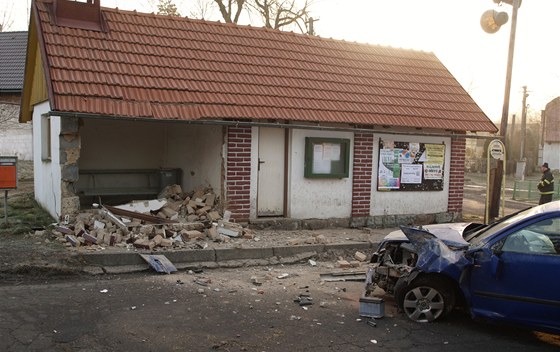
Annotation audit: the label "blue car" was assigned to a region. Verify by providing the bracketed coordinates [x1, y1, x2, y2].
[366, 201, 560, 334]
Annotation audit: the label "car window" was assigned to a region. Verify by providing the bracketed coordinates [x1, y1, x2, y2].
[501, 217, 560, 255]
[466, 207, 533, 246]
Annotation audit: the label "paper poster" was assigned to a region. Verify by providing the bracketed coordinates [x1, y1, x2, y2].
[424, 163, 443, 180]
[398, 148, 414, 164]
[401, 164, 423, 184]
[378, 149, 400, 189]
[330, 144, 341, 161]
[313, 144, 323, 160]
[321, 143, 341, 161]
[425, 144, 444, 164]
[377, 140, 445, 191]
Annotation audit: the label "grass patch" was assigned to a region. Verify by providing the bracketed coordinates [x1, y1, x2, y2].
[0, 193, 55, 236]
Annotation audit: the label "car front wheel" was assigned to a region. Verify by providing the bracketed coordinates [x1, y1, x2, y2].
[395, 275, 455, 323]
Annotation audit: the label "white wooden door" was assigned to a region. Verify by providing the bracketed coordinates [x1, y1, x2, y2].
[257, 127, 285, 216]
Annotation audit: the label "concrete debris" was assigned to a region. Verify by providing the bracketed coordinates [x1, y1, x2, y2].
[337, 260, 352, 268]
[50, 186, 258, 251]
[294, 294, 313, 306]
[114, 199, 167, 213]
[65, 235, 78, 247]
[354, 251, 367, 262]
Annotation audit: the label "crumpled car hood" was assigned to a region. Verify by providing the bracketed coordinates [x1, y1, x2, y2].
[400, 226, 473, 278]
[385, 223, 471, 248]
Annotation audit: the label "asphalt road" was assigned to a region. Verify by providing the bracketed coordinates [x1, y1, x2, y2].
[1, 267, 559, 352]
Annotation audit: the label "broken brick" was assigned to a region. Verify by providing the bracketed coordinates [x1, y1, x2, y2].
[354, 251, 368, 262]
[337, 260, 352, 268]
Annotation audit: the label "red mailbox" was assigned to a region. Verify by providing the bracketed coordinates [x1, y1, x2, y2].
[0, 156, 18, 190]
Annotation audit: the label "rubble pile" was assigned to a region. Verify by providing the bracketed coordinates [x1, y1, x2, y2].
[51, 185, 253, 251]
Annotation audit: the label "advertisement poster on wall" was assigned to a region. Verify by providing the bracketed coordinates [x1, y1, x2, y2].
[378, 140, 445, 191]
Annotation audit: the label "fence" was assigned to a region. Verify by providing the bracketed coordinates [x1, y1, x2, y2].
[513, 180, 560, 201]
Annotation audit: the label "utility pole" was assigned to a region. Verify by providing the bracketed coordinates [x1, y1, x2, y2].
[487, 0, 520, 221]
[519, 86, 529, 162]
[510, 113, 516, 156]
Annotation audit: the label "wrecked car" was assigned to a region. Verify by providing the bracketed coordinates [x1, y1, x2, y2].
[366, 200, 560, 334]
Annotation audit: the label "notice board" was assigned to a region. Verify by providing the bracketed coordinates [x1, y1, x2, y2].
[377, 140, 444, 191]
[0, 156, 18, 190]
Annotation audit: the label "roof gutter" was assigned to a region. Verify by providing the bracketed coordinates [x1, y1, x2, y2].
[47, 111, 501, 140]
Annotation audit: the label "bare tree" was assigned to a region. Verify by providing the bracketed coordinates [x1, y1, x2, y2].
[0, 1, 15, 32]
[212, 0, 246, 24]
[250, 0, 313, 32]
[157, 0, 181, 16]
[189, 0, 215, 20]
[208, 0, 315, 33]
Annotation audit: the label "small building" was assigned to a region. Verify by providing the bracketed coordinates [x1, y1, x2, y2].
[20, 0, 497, 227]
[0, 31, 32, 162]
[542, 97, 560, 170]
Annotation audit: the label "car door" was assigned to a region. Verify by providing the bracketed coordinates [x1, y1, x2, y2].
[468, 215, 560, 332]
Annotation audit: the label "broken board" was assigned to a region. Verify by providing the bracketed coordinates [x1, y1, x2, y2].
[319, 271, 366, 282]
[140, 254, 177, 274]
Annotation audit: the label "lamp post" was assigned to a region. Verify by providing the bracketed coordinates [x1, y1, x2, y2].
[481, 0, 521, 220]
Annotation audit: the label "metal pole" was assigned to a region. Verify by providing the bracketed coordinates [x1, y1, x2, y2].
[3, 190, 7, 223]
[519, 85, 528, 162]
[489, 0, 520, 220]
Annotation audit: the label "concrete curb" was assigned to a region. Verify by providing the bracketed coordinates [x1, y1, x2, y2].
[78, 241, 379, 273]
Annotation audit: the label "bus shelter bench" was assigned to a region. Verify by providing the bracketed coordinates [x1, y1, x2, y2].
[76, 169, 162, 197]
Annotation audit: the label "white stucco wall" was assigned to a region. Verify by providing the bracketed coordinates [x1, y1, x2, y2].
[288, 128, 354, 219]
[32, 101, 62, 219]
[165, 123, 222, 193]
[371, 134, 451, 216]
[79, 119, 223, 194]
[542, 143, 560, 171]
[0, 103, 33, 160]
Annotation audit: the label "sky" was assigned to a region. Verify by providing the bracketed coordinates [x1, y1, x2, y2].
[3, 0, 559, 125]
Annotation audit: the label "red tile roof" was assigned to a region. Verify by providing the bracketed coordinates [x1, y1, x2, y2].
[31, 0, 497, 132]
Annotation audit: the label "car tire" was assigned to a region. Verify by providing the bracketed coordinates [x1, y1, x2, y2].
[394, 275, 456, 323]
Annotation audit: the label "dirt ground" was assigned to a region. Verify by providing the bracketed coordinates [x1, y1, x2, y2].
[0, 179, 389, 279]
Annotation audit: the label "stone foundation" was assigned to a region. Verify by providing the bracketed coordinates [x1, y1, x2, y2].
[249, 212, 462, 230]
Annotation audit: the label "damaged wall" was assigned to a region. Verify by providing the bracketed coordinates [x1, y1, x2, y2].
[164, 123, 222, 194]
[79, 119, 165, 169]
[78, 118, 223, 195]
[32, 101, 62, 219]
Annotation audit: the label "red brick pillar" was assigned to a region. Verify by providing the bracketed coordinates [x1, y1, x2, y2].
[352, 132, 374, 220]
[226, 126, 252, 223]
[448, 137, 466, 213]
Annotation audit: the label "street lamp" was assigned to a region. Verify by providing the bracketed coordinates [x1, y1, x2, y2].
[481, 0, 521, 220]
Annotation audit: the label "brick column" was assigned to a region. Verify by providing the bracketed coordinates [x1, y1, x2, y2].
[352, 132, 374, 219]
[226, 126, 252, 223]
[448, 137, 466, 213]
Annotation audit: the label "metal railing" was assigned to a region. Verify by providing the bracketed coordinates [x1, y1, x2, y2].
[513, 180, 560, 201]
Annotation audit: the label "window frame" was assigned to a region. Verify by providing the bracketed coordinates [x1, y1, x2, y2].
[304, 137, 350, 179]
[41, 115, 52, 162]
